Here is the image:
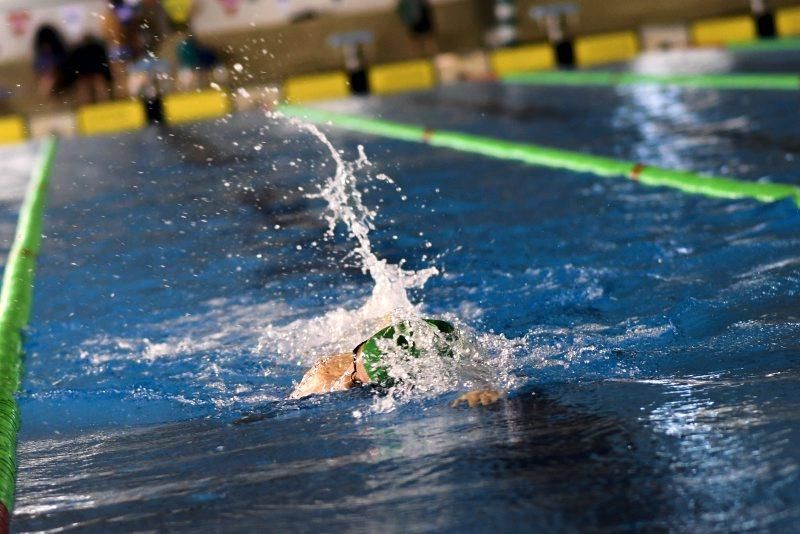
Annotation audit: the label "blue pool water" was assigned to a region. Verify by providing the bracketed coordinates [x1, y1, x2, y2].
[8, 48, 800, 531]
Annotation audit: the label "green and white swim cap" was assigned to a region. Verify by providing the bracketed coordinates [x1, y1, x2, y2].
[358, 318, 457, 386]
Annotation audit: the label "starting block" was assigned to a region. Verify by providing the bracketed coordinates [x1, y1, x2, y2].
[163, 90, 231, 125]
[490, 44, 555, 76]
[0, 115, 26, 145]
[77, 100, 146, 136]
[777, 6, 800, 37]
[283, 72, 350, 103]
[575, 31, 639, 66]
[692, 16, 756, 46]
[369, 60, 436, 95]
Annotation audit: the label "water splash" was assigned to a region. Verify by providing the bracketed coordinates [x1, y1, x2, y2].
[250, 114, 653, 409]
[252, 113, 533, 410]
[299, 119, 438, 319]
[363, 313, 517, 410]
[257, 114, 439, 365]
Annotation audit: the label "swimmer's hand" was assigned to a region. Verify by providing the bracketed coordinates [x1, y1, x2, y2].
[450, 390, 502, 408]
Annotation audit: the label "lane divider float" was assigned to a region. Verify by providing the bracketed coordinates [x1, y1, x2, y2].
[502, 70, 800, 91]
[0, 137, 58, 531]
[279, 104, 800, 206]
[726, 36, 800, 52]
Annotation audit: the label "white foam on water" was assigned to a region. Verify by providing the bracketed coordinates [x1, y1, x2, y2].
[362, 314, 523, 412]
[299, 119, 438, 316]
[257, 113, 521, 410]
[40, 297, 297, 412]
[0, 143, 38, 263]
[257, 115, 435, 355]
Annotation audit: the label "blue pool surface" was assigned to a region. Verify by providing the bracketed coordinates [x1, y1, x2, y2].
[8, 47, 800, 531]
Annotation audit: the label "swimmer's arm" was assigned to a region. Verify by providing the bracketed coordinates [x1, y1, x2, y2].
[289, 352, 355, 399]
[450, 389, 503, 408]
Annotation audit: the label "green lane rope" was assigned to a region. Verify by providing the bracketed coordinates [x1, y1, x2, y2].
[503, 70, 800, 91]
[280, 104, 800, 206]
[726, 37, 800, 52]
[0, 137, 57, 516]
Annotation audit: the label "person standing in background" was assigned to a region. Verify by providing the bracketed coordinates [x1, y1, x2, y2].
[396, 0, 438, 56]
[103, 0, 137, 98]
[67, 35, 113, 104]
[163, 0, 226, 92]
[33, 24, 111, 105]
[33, 25, 69, 99]
[104, 0, 172, 99]
[126, 0, 172, 99]
[136, 0, 172, 60]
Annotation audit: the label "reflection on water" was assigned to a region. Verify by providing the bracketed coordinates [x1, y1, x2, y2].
[13, 389, 666, 531]
[16, 374, 800, 531]
[632, 48, 735, 75]
[611, 82, 740, 173]
[646, 375, 800, 530]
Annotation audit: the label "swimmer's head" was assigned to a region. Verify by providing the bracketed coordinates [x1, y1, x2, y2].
[353, 318, 457, 387]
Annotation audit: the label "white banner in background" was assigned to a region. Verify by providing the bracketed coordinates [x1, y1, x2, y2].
[277, 0, 291, 16]
[59, 4, 88, 40]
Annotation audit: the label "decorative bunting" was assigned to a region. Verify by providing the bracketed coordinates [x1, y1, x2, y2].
[216, 0, 242, 16]
[7, 10, 31, 38]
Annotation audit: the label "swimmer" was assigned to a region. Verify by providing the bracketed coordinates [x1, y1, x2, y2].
[290, 318, 501, 408]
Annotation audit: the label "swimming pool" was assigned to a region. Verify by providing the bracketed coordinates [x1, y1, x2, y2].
[10, 47, 800, 531]
[0, 144, 39, 266]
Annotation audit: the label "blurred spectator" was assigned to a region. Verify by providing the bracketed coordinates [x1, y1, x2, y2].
[396, 0, 438, 56]
[67, 36, 113, 104]
[175, 34, 224, 90]
[33, 25, 112, 106]
[103, 0, 137, 97]
[164, 1, 225, 92]
[103, 0, 172, 99]
[33, 25, 69, 98]
[136, 0, 172, 59]
[127, 0, 173, 98]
